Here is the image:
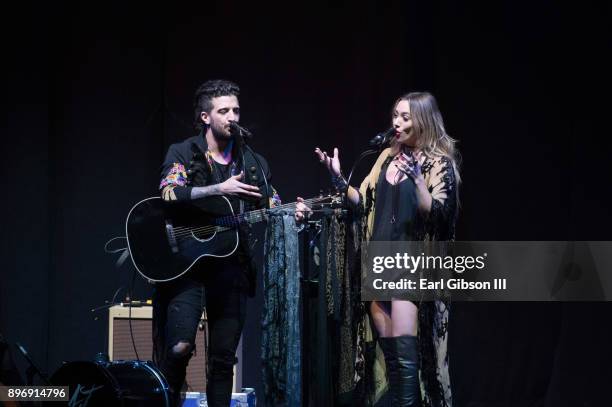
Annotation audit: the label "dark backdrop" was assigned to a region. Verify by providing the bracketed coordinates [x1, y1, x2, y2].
[2, 1, 611, 406]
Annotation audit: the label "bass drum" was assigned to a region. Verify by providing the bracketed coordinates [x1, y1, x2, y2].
[49, 360, 170, 406]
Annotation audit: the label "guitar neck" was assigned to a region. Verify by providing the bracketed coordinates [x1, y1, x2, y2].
[215, 196, 331, 228]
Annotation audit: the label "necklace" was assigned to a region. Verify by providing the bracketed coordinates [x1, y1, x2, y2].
[206, 150, 237, 183]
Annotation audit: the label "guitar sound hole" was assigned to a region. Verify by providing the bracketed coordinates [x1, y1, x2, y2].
[190, 229, 216, 241]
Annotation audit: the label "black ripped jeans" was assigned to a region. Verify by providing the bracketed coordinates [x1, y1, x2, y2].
[153, 257, 248, 407]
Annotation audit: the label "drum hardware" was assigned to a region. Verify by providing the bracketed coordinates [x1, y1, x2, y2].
[15, 342, 49, 385]
[49, 358, 170, 406]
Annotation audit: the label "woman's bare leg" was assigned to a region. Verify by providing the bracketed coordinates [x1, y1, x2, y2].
[370, 300, 393, 337]
[370, 300, 418, 337]
[391, 300, 418, 337]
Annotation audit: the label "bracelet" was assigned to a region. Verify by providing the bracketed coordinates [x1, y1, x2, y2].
[331, 174, 349, 193]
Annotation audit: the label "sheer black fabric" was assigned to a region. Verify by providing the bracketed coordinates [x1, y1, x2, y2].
[371, 158, 418, 242]
[356, 149, 458, 407]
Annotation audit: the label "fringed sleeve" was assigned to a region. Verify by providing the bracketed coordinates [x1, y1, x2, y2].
[423, 156, 458, 241]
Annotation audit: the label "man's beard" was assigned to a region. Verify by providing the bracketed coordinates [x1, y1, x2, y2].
[210, 122, 232, 141]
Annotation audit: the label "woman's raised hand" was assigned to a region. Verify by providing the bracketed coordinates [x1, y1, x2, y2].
[315, 147, 342, 177]
[395, 150, 425, 183]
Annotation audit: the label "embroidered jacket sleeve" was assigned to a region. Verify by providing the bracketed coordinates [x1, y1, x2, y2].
[159, 144, 192, 202]
[160, 141, 281, 207]
[423, 156, 458, 240]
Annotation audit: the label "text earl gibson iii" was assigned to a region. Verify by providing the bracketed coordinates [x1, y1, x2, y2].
[372, 278, 507, 291]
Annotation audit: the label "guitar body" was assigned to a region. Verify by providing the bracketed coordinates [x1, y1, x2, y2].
[126, 196, 239, 282]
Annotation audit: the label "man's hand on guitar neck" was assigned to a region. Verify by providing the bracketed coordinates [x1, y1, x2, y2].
[190, 171, 263, 200]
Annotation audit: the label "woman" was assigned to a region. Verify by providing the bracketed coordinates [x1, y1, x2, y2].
[314, 92, 460, 406]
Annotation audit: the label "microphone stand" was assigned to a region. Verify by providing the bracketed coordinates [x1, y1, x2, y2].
[232, 128, 250, 215]
[346, 149, 380, 188]
[343, 146, 387, 208]
[231, 123, 271, 210]
[342, 129, 394, 207]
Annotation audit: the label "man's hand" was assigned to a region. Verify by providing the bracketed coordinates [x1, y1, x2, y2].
[295, 196, 312, 223]
[219, 172, 263, 198]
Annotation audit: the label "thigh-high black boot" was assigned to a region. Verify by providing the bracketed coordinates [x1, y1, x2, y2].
[378, 335, 421, 407]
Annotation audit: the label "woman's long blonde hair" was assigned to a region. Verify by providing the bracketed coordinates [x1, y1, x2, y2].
[391, 91, 461, 183]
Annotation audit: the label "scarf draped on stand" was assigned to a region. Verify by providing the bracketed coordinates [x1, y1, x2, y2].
[261, 213, 301, 406]
[313, 214, 362, 405]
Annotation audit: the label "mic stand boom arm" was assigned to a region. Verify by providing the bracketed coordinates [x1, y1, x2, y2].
[343, 128, 393, 206]
[340, 148, 380, 208]
[346, 149, 380, 188]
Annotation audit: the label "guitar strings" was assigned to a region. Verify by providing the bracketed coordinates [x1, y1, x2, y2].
[169, 196, 331, 240]
[170, 196, 328, 240]
[170, 196, 326, 240]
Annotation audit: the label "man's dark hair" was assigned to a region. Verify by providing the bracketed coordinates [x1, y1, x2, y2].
[193, 79, 240, 131]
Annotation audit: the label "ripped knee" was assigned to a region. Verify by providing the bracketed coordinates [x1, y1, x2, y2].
[170, 341, 193, 358]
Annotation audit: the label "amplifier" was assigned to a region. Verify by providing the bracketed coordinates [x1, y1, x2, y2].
[108, 305, 243, 393]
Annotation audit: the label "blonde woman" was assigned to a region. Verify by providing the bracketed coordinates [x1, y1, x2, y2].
[315, 92, 459, 406]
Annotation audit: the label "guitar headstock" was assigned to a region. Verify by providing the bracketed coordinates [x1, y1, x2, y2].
[310, 191, 343, 208]
[330, 193, 343, 207]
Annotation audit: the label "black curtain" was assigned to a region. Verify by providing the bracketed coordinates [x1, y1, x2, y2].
[2, 1, 610, 406]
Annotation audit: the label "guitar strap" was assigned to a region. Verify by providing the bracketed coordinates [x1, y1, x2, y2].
[187, 139, 262, 288]
[186, 143, 211, 187]
[186, 136, 260, 191]
[206, 149, 246, 213]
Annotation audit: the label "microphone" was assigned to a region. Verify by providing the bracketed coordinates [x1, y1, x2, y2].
[368, 128, 395, 149]
[229, 121, 253, 139]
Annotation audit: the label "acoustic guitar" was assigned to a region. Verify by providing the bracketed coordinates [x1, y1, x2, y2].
[126, 194, 338, 282]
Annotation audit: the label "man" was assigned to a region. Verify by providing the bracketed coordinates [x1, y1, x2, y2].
[153, 79, 281, 406]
